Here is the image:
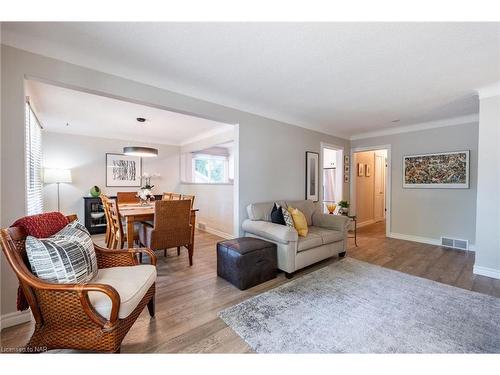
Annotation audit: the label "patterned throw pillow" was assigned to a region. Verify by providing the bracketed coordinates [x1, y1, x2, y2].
[281, 205, 295, 228]
[26, 220, 98, 284]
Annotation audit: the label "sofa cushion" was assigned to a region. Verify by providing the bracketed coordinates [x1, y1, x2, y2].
[288, 207, 309, 237]
[297, 233, 323, 252]
[247, 202, 274, 221]
[88, 265, 156, 319]
[308, 226, 344, 244]
[284, 200, 317, 226]
[26, 220, 98, 284]
[270, 203, 286, 226]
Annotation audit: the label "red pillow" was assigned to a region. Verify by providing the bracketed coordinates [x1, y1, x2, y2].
[11, 212, 70, 238]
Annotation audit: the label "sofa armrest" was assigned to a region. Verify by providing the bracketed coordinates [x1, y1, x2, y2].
[242, 219, 298, 244]
[312, 213, 350, 233]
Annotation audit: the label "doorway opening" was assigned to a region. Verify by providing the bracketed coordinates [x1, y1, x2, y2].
[321, 143, 344, 214]
[351, 146, 391, 238]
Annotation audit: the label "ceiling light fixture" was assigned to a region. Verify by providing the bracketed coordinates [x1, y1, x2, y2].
[123, 146, 158, 157]
[123, 117, 158, 157]
[391, 119, 400, 123]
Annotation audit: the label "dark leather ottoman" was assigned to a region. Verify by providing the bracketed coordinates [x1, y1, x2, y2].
[217, 237, 277, 290]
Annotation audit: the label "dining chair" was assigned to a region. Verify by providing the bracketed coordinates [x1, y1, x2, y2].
[162, 192, 173, 200]
[117, 191, 140, 205]
[108, 199, 139, 249]
[100, 195, 113, 247]
[139, 200, 194, 265]
[181, 194, 195, 209]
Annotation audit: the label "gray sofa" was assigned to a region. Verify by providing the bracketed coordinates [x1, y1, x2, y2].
[242, 200, 350, 276]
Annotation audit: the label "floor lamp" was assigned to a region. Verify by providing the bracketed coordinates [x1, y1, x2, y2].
[44, 168, 72, 212]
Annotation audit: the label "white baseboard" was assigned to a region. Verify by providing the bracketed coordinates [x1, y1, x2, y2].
[0, 310, 32, 331]
[197, 225, 234, 240]
[388, 232, 475, 252]
[473, 265, 500, 280]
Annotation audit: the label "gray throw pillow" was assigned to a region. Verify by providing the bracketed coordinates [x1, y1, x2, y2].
[26, 220, 98, 284]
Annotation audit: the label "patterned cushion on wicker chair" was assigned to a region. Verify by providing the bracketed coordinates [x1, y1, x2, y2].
[88, 265, 157, 319]
[26, 220, 98, 284]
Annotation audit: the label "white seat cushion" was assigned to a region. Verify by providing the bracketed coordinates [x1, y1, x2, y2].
[88, 265, 156, 319]
[297, 233, 323, 252]
[308, 226, 344, 244]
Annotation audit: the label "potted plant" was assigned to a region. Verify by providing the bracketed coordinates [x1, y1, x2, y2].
[338, 200, 350, 215]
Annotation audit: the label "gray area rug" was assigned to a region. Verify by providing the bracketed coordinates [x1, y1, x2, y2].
[218, 258, 500, 353]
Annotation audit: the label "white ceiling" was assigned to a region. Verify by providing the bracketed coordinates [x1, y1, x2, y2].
[25, 80, 234, 146]
[4, 22, 500, 138]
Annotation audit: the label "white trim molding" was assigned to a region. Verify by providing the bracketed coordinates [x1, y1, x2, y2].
[389, 232, 476, 252]
[0, 310, 32, 331]
[197, 224, 234, 240]
[476, 82, 500, 100]
[350, 114, 478, 140]
[473, 265, 500, 280]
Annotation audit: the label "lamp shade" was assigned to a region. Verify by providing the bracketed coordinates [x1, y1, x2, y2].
[44, 168, 72, 183]
[123, 146, 158, 157]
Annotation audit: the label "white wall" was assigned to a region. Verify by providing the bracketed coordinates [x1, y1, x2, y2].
[42, 132, 181, 220]
[1, 45, 349, 320]
[179, 129, 235, 237]
[351, 121, 479, 245]
[474, 91, 500, 279]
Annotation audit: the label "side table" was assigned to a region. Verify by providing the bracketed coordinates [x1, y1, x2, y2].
[346, 215, 357, 246]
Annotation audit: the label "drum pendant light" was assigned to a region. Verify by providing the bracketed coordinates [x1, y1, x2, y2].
[123, 117, 158, 157]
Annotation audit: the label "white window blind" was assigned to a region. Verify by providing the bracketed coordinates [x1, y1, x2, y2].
[25, 101, 43, 215]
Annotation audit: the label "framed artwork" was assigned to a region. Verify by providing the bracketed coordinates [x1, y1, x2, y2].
[403, 150, 470, 189]
[344, 174, 349, 183]
[344, 155, 350, 165]
[106, 153, 142, 187]
[344, 165, 349, 174]
[357, 163, 365, 177]
[305, 151, 319, 202]
[365, 164, 372, 177]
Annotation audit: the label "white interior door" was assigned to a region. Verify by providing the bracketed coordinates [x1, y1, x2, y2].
[374, 153, 386, 222]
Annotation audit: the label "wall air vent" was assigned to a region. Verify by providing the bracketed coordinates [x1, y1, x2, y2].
[440, 237, 469, 251]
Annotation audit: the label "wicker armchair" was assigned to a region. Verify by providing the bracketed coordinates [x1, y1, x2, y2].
[0, 214, 157, 353]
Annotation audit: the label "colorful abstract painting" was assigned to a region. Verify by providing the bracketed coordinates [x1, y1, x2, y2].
[403, 151, 469, 189]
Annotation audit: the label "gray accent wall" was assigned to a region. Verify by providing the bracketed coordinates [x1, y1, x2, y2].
[351, 122, 479, 245]
[1, 45, 349, 319]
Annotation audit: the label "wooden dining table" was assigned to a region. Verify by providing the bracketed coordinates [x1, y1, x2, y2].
[118, 203, 198, 249]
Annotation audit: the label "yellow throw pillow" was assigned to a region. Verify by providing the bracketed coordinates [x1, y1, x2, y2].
[288, 207, 308, 237]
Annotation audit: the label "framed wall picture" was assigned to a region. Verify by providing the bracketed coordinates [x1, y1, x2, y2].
[365, 164, 372, 177]
[344, 155, 350, 165]
[357, 163, 365, 177]
[106, 153, 142, 187]
[305, 151, 319, 202]
[344, 174, 349, 183]
[344, 165, 349, 174]
[403, 150, 470, 189]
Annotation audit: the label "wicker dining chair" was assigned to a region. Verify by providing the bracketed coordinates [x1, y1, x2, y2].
[181, 194, 195, 209]
[0, 214, 157, 353]
[139, 200, 194, 265]
[116, 191, 140, 205]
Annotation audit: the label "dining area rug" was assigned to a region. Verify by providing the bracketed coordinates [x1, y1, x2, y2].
[218, 258, 500, 353]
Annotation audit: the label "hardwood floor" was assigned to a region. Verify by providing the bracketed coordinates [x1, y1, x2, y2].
[2, 222, 500, 353]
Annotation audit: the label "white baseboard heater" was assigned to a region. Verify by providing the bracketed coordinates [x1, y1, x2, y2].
[440, 236, 469, 251]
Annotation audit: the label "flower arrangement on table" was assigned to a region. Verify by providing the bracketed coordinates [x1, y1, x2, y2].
[137, 172, 160, 205]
